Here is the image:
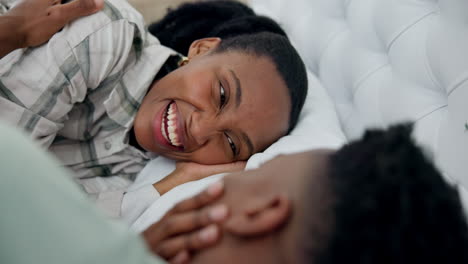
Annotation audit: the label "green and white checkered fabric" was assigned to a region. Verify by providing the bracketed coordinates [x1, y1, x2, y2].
[0, 0, 175, 180]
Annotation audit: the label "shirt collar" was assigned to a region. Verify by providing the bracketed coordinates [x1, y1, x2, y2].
[104, 44, 179, 129]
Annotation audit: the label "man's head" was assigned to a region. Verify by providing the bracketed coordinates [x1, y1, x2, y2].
[191, 124, 468, 263]
[132, 1, 308, 164]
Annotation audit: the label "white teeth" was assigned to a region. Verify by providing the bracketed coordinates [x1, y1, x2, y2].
[161, 120, 169, 141]
[169, 131, 178, 145]
[168, 113, 176, 121]
[168, 103, 175, 114]
[161, 102, 182, 147]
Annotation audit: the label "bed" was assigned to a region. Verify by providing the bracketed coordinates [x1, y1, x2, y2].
[127, 0, 468, 231]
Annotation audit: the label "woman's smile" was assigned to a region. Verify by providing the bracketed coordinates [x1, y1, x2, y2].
[153, 101, 186, 151]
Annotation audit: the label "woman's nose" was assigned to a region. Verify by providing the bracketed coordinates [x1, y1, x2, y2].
[189, 111, 220, 146]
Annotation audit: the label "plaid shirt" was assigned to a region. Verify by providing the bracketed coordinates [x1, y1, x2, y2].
[0, 0, 175, 181]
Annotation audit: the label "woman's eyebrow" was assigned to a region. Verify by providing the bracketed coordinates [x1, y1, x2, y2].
[229, 69, 242, 108]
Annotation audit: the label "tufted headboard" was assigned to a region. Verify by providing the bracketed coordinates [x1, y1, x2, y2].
[250, 0, 468, 191]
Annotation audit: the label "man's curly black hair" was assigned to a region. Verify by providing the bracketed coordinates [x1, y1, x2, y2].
[302, 124, 468, 263]
[148, 0, 307, 133]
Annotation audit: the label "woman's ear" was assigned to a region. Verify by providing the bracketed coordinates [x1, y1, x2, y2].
[187, 37, 222, 59]
[224, 194, 291, 237]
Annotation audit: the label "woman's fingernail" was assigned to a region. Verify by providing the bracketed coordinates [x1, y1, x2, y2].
[199, 225, 218, 242]
[206, 181, 224, 196]
[209, 204, 228, 221]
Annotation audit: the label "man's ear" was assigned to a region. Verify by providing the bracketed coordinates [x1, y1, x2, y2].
[187, 37, 222, 59]
[224, 194, 291, 237]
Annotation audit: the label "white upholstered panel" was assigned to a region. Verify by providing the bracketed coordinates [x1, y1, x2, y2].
[251, 0, 468, 187]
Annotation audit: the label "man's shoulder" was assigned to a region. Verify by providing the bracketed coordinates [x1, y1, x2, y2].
[59, 0, 147, 48]
[99, 0, 146, 31]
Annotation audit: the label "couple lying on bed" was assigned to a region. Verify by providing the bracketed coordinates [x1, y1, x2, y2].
[1, 1, 468, 263]
[0, 0, 307, 216]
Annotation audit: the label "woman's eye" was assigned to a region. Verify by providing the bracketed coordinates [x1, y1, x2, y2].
[219, 83, 226, 108]
[225, 134, 237, 156]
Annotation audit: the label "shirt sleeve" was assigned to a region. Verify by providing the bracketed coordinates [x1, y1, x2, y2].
[0, 1, 9, 14]
[0, 39, 76, 147]
[80, 176, 161, 221]
[0, 13, 140, 148]
[122, 185, 162, 224]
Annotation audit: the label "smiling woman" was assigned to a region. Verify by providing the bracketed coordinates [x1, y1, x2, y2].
[128, 1, 307, 164]
[132, 1, 308, 165]
[134, 34, 297, 164]
[0, 0, 306, 196]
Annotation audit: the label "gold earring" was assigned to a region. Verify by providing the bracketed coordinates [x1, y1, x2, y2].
[178, 56, 189, 67]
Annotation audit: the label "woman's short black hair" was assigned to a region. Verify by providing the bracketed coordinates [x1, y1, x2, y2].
[148, 0, 307, 132]
[301, 124, 468, 263]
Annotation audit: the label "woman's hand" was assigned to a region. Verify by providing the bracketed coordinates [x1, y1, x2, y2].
[1, 0, 104, 58]
[153, 161, 246, 195]
[143, 181, 228, 264]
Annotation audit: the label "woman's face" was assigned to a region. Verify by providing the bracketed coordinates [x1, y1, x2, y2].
[133, 38, 291, 164]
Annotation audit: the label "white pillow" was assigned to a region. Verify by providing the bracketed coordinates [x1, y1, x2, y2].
[245, 71, 346, 169]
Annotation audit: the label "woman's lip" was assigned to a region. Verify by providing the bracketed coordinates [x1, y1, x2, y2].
[152, 101, 181, 151]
